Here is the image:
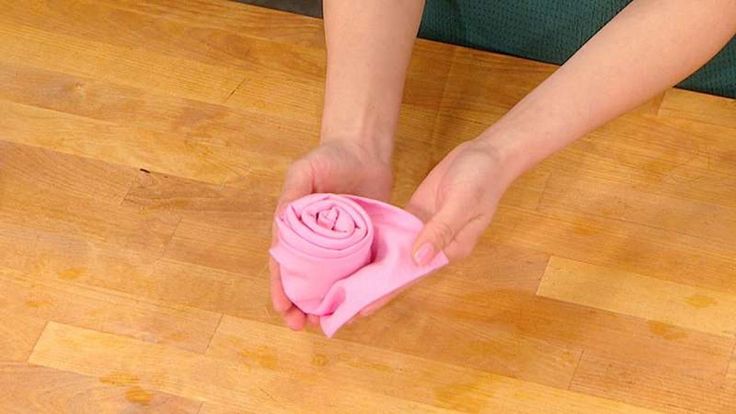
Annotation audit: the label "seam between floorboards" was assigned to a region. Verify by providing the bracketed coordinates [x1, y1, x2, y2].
[725, 339, 736, 378]
[155, 215, 184, 265]
[26, 319, 51, 364]
[203, 313, 225, 355]
[567, 349, 585, 390]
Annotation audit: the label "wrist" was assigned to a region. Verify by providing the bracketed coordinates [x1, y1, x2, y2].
[469, 131, 530, 190]
[320, 101, 397, 166]
[319, 134, 393, 167]
[320, 122, 394, 165]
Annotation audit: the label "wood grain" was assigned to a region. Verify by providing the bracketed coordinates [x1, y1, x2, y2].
[0, 267, 222, 353]
[0, 19, 244, 103]
[1, 0, 734, 412]
[0, 280, 47, 362]
[206, 315, 659, 413]
[659, 88, 736, 129]
[571, 353, 735, 413]
[30, 322, 458, 413]
[0, 363, 201, 413]
[538, 257, 736, 337]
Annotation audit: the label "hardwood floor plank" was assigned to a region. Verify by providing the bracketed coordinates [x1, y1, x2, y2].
[0, 363, 201, 413]
[538, 171, 736, 245]
[333, 293, 583, 389]
[148, 258, 271, 319]
[486, 205, 736, 295]
[164, 218, 268, 275]
[571, 352, 735, 413]
[0, 220, 268, 326]
[1, 0, 325, 122]
[122, 169, 279, 228]
[1, 0, 452, 119]
[438, 242, 550, 294]
[0, 20, 244, 103]
[0, 220, 42, 272]
[29, 322, 459, 413]
[0, 100, 254, 184]
[0, 283, 47, 362]
[108, 0, 328, 49]
[0, 61, 437, 194]
[205, 315, 658, 413]
[0, 266, 221, 353]
[0, 61, 316, 162]
[587, 115, 736, 180]
[0, 141, 136, 204]
[412, 285, 733, 379]
[537, 257, 736, 337]
[0, 167, 179, 255]
[0, 223, 160, 296]
[659, 88, 736, 129]
[2, 0, 280, 72]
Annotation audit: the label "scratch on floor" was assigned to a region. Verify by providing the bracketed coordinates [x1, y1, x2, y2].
[223, 75, 248, 104]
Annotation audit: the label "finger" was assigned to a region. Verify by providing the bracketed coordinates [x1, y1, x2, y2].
[277, 160, 313, 213]
[284, 306, 307, 331]
[307, 314, 320, 327]
[272, 159, 314, 329]
[411, 201, 470, 266]
[442, 213, 493, 261]
[270, 215, 295, 315]
[269, 257, 292, 314]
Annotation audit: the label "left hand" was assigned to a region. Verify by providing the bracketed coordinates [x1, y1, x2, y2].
[406, 138, 515, 264]
[358, 138, 517, 317]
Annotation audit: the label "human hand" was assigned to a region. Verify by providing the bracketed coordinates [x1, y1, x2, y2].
[269, 139, 393, 330]
[346, 138, 518, 320]
[406, 138, 517, 265]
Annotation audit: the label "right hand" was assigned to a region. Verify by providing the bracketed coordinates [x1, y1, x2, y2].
[269, 139, 393, 330]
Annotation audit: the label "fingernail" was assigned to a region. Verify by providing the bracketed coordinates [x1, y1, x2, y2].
[413, 243, 434, 266]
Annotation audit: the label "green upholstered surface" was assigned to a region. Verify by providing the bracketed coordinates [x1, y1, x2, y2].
[419, 0, 736, 98]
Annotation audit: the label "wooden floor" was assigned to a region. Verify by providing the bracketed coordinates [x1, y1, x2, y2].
[1, 1, 735, 412]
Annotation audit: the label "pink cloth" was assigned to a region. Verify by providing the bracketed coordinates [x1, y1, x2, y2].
[269, 193, 448, 337]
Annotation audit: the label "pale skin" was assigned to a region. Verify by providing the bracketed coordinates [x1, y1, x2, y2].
[270, 0, 736, 330]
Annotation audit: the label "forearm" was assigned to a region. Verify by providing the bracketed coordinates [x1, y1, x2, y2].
[320, 0, 425, 162]
[481, 0, 736, 184]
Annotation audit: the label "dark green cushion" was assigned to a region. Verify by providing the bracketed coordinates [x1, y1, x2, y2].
[419, 0, 736, 98]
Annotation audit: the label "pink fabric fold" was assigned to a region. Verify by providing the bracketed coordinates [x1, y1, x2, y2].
[269, 193, 448, 337]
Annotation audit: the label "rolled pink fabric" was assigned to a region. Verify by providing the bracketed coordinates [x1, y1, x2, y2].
[269, 193, 448, 337]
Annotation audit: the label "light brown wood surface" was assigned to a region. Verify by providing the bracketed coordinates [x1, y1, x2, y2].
[0, 1, 734, 412]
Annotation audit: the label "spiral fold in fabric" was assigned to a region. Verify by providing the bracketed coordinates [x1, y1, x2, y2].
[270, 193, 448, 337]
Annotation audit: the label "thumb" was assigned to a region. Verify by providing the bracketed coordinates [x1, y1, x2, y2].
[411, 203, 466, 266]
[276, 160, 313, 215]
